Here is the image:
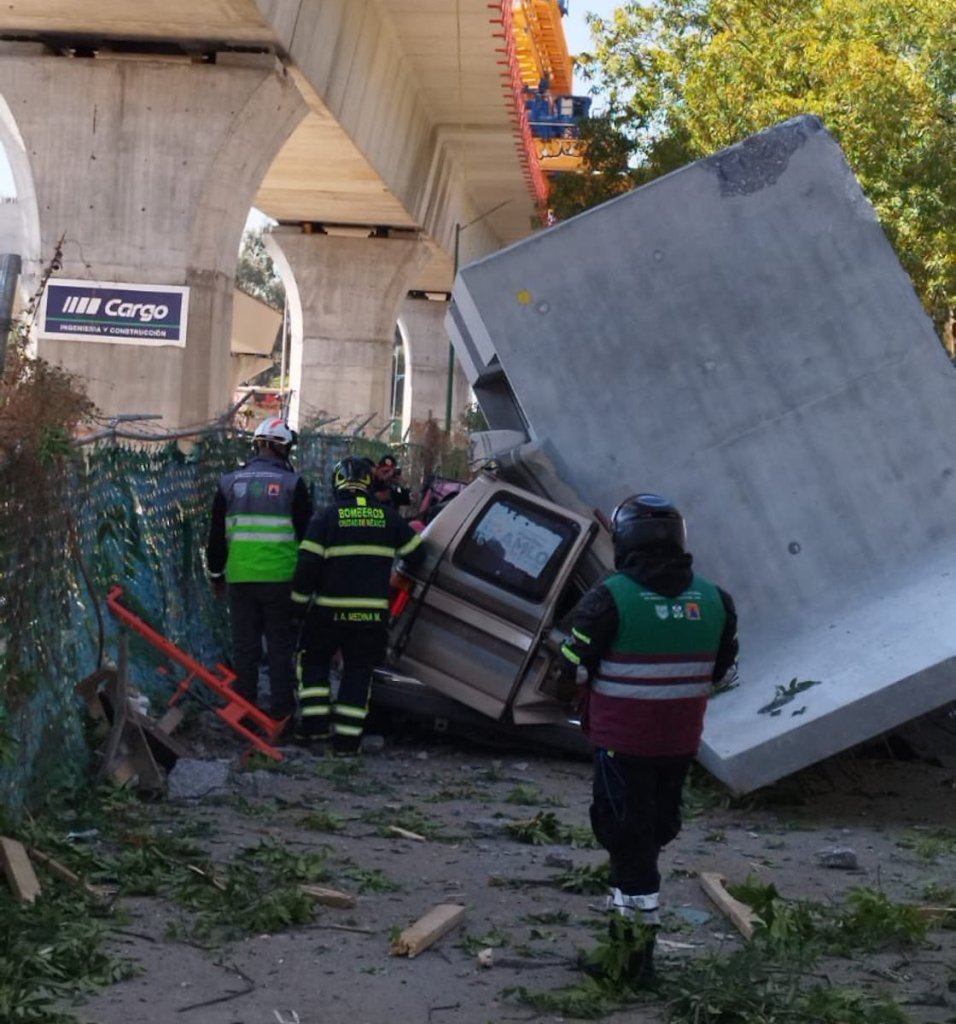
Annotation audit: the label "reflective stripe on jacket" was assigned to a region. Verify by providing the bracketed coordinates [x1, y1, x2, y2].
[220, 456, 303, 583]
[291, 493, 425, 624]
[588, 573, 727, 756]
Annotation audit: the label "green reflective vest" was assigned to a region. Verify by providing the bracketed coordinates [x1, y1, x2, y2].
[221, 457, 301, 583]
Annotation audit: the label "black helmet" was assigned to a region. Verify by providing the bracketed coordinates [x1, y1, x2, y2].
[331, 455, 373, 494]
[610, 493, 687, 563]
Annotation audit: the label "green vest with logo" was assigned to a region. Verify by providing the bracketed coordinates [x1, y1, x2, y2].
[221, 456, 301, 583]
[589, 572, 727, 756]
[602, 573, 726, 659]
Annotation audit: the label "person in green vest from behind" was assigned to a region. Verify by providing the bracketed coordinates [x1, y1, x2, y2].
[206, 417, 313, 734]
[560, 493, 738, 988]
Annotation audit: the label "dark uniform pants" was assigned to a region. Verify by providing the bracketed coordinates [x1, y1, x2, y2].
[228, 582, 297, 720]
[589, 749, 693, 896]
[297, 622, 387, 751]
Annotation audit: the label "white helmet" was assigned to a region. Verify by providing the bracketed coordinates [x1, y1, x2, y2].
[253, 416, 294, 447]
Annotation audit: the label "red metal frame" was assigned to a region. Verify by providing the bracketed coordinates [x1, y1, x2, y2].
[496, 0, 549, 211]
[106, 585, 286, 762]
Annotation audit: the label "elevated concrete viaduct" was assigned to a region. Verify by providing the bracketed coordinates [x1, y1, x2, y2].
[0, 1, 545, 432]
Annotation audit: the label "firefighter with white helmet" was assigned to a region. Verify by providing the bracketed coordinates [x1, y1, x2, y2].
[206, 417, 312, 732]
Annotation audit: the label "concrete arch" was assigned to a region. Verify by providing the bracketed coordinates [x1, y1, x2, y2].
[0, 93, 41, 302]
[263, 236, 305, 429]
[393, 317, 412, 440]
[264, 228, 428, 434]
[397, 294, 471, 434]
[0, 52, 308, 426]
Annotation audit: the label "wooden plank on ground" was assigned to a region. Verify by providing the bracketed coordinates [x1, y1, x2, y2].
[0, 837, 41, 903]
[123, 718, 165, 792]
[26, 846, 108, 902]
[156, 706, 185, 736]
[131, 709, 189, 767]
[74, 666, 116, 721]
[390, 903, 466, 958]
[699, 872, 760, 940]
[98, 636, 130, 782]
[386, 825, 427, 842]
[300, 884, 357, 909]
[914, 905, 956, 925]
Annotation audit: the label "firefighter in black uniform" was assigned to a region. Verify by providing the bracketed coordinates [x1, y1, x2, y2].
[291, 455, 425, 753]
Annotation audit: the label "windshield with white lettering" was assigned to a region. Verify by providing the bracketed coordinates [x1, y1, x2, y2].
[454, 495, 579, 602]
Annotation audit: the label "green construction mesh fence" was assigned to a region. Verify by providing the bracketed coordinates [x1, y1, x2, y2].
[0, 429, 368, 816]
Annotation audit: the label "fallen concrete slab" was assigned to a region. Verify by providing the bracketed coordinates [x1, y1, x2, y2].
[447, 115, 956, 792]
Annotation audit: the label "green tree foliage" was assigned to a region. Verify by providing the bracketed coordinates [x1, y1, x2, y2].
[562, 0, 956, 337]
[235, 229, 285, 311]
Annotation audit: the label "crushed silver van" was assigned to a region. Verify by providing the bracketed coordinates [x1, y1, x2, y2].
[374, 444, 610, 754]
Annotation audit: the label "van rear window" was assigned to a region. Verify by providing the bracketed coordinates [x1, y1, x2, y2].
[453, 494, 579, 602]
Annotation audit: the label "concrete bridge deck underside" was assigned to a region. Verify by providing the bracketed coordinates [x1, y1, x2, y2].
[2, 0, 540, 291]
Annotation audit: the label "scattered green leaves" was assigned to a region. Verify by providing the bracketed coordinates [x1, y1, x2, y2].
[504, 784, 562, 807]
[665, 945, 908, 1024]
[557, 861, 611, 895]
[728, 876, 928, 956]
[897, 826, 956, 863]
[503, 977, 633, 1020]
[339, 866, 400, 894]
[504, 812, 596, 848]
[362, 804, 445, 840]
[758, 678, 822, 715]
[0, 884, 137, 1023]
[459, 927, 511, 955]
[298, 809, 346, 833]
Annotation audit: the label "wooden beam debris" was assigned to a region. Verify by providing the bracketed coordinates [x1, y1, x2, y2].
[300, 884, 356, 909]
[390, 904, 466, 958]
[97, 636, 165, 793]
[156, 706, 184, 736]
[0, 836, 41, 903]
[699, 872, 760, 940]
[914, 904, 956, 925]
[385, 825, 427, 842]
[25, 846, 113, 903]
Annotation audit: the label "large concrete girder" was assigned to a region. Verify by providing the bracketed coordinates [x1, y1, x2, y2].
[255, 0, 540, 279]
[2, 0, 541, 331]
[0, 1, 274, 43]
[265, 228, 429, 432]
[447, 116, 956, 792]
[0, 52, 306, 427]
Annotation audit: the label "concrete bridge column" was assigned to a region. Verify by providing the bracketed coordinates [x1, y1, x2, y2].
[0, 48, 306, 427]
[265, 228, 428, 432]
[397, 294, 471, 436]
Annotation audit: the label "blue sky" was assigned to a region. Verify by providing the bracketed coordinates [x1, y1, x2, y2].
[564, 0, 619, 93]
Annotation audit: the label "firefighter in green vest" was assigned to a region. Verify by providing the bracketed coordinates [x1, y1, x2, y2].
[206, 417, 312, 730]
[560, 493, 738, 987]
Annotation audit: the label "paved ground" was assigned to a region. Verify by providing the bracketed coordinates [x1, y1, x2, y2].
[68, 717, 956, 1024]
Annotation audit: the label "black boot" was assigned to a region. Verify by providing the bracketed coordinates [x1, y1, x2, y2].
[624, 931, 656, 989]
[607, 915, 658, 990]
[331, 733, 361, 756]
[579, 916, 658, 990]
